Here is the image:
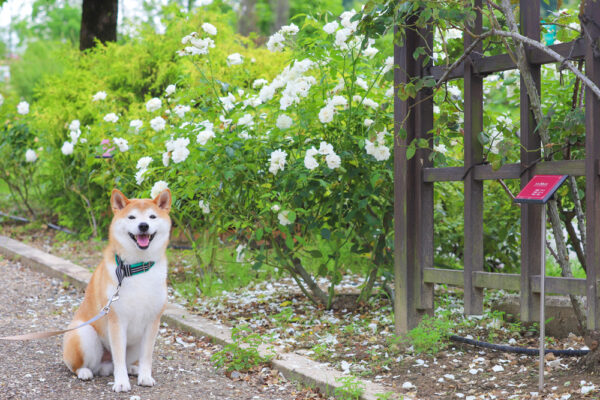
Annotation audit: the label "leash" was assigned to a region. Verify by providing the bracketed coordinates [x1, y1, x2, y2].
[0, 254, 155, 341]
[0, 285, 121, 341]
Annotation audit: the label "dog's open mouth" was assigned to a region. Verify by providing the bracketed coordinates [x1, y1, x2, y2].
[128, 232, 156, 250]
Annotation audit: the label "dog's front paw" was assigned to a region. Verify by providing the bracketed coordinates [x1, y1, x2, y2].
[76, 368, 93, 380]
[137, 374, 156, 387]
[112, 379, 131, 392]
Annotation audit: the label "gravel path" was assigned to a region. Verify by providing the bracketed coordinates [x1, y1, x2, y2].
[0, 257, 313, 400]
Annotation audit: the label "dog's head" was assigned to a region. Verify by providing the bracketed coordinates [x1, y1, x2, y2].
[109, 189, 172, 257]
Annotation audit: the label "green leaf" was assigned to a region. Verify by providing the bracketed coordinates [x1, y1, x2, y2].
[309, 250, 323, 258]
[406, 142, 416, 160]
[321, 228, 331, 240]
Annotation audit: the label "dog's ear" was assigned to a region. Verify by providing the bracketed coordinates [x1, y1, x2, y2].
[154, 188, 171, 212]
[111, 189, 129, 213]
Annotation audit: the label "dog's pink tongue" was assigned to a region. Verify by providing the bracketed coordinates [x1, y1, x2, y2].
[137, 234, 150, 247]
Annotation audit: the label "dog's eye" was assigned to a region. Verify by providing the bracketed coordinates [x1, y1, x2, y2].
[128, 215, 136, 220]
[149, 215, 157, 219]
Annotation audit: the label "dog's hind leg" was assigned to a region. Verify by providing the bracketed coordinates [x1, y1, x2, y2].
[63, 324, 103, 380]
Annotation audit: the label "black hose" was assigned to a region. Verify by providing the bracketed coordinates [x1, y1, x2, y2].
[169, 244, 194, 250]
[0, 211, 29, 223]
[450, 335, 589, 357]
[1, 211, 77, 235]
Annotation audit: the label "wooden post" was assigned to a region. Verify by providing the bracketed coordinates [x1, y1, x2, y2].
[463, 0, 484, 315]
[584, 0, 600, 331]
[415, 26, 435, 313]
[519, 0, 542, 323]
[394, 18, 434, 334]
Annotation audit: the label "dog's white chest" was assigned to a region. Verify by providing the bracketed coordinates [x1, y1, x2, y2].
[107, 260, 167, 342]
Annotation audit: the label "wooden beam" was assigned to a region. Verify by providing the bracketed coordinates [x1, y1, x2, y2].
[473, 272, 520, 291]
[424, 269, 522, 291]
[429, 39, 585, 82]
[531, 276, 587, 296]
[423, 268, 463, 286]
[423, 160, 585, 183]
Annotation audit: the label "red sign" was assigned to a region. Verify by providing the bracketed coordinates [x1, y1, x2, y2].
[514, 175, 567, 204]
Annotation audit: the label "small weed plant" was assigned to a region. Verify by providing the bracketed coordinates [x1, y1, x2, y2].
[334, 375, 366, 400]
[211, 324, 273, 372]
[406, 312, 454, 354]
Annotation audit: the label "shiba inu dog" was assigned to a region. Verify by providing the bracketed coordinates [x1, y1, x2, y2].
[63, 188, 171, 392]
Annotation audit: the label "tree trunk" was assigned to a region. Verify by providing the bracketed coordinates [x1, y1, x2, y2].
[79, 0, 118, 51]
[270, 0, 289, 33]
[237, 0, 257, 36]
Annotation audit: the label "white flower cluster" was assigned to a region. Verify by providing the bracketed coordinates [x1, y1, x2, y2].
[219, 92, 237, 112]
[135, 156, 152, 185]
[382, 56, 394, 74]
[104, 113, 119, 123]
[276, 114, 293, 130]
[92, 91, 107, 102]
[61, 119, 83, 156]
[150, 180, 168, 198]
[237, 114, 254, 127]
[226, 53, 243, 66]
[146, 97, 162, 112]
[17, 101, 29, 115]
[113, 137, 129, 152]
[365, 130, 391, 161]
[68, 119, 81, 144]
[25, 149, 37, 162]
[150, 116, 166, 132]
[165, 137, 190, 164]
[304, 141, 341, 170]
[268, 149, 287, 175]
[165, 84, 176, 96]
[201, 22, 217, 36]
[330, 10, 363, 51]
[252, 79, 268, 89]
[252, 59, 316, 111]
[179, 32, 215, 56]
[352, 95, 379, 110]
[266, 23, 299, 52]
[318, 95, 348, 124]
[199, 199, 210, 214]
[173, 104, 190, 118]
[130, 119, 143, 132]
[195, 120, 216, 146]
[278, 210, 292, 225]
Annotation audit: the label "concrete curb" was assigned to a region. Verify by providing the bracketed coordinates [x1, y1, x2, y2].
[0, 235, 400, 400]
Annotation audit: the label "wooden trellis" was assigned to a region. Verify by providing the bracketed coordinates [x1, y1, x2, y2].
[393, 0, 600, 334]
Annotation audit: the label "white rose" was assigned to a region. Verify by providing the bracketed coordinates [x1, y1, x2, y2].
[276, 114, 293, 130]
[226, 53, 243, 66]
[146, 97, 162, 112]
[165, 84, 176, 96]
[323, 21, 339, 34]
[17, 101, 29, 115]
[25, 149, 37, 162]
[150, 116, 166, 132]
[202, 22, 217, 36]
[92, 91, 107, 101]
[150, 180, 169, 199]
[103, 113, 119, 123]
[61, 141, 74, 155]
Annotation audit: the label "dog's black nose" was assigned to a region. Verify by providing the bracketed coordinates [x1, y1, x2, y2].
[138, 222, 149, 232]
